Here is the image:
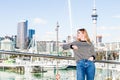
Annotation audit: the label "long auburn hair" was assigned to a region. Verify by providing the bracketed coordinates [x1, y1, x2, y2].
[77, 28, 91, 43]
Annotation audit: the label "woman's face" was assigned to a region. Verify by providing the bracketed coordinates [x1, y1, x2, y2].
[77, 31, 85, 40]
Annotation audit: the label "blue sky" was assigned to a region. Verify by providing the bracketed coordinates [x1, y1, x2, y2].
[0, 0, 120, 43]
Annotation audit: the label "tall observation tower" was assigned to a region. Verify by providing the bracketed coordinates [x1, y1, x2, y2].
[91, 0, 98, 46]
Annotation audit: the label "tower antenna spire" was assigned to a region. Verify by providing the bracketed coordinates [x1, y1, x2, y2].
[91, 0, 98, 46]
[93, 0, 96, 9]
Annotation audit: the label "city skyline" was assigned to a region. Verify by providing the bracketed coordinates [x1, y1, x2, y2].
[0, 0, 120, 43]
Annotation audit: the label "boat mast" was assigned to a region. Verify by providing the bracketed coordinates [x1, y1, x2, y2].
[68, 0, 73, 42]
[68, 0, 74, 57]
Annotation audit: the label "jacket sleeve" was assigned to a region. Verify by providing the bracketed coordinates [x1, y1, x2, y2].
[62, 43, 71, 50]
[90, 44, 96, 60]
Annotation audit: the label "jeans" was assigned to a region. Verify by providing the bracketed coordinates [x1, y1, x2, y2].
[76, 59, 95, 80]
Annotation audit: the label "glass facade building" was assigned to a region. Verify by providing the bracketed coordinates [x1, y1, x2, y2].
[16, 20, 28, 49]
[28, 29, 35, 41]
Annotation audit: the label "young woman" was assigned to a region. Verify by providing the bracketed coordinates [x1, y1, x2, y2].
[62, 28, 96, 80]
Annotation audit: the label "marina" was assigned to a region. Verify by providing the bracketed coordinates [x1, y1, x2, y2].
[1, 50, 120, 80]
[0, 69, 76, 80]
[1, 60, 120, 80]
[0, 0, 120, 80]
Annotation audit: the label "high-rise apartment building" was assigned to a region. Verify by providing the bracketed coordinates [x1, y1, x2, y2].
[16, 20, 28, 49]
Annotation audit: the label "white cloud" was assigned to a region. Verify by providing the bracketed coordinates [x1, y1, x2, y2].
[44, 31, 56, 40]
[112, 15, 120, 18]
[35, 31, 56, 41]
[98, 26, 107, 30]
[101, 33, 111, 38]
[98, 26, 120, 30]
[46, 32, 55, 35]
[35, 31, 64, 41]
[97, 26, 120, 43]
[33, 18, 47, 25]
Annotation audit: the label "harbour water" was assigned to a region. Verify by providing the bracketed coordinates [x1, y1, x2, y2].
[1, 67, 120, 80]
[0, 69, 76, 80]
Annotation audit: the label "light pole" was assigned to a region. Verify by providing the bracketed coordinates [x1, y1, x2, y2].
[56, 22, 59, 55]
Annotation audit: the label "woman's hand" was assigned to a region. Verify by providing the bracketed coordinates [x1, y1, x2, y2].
[88, 57, 94, 61]
[72, 45, 78, 50]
